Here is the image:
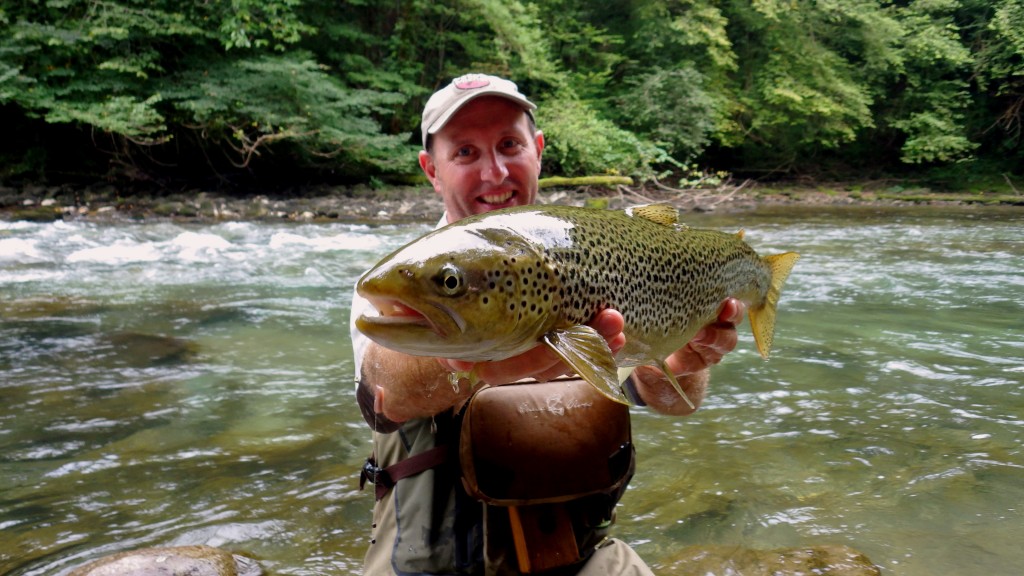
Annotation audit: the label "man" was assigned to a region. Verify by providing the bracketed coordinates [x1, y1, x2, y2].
[349, 73, 744, 575]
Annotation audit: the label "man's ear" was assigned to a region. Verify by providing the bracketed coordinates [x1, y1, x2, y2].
[533, 130, 545, 174]
[418, 150, 440, 191]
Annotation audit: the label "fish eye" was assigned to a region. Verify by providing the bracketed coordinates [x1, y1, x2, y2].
[436, 263, 466, 296]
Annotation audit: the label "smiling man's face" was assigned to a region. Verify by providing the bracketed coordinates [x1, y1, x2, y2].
[419, 96, 545, 223]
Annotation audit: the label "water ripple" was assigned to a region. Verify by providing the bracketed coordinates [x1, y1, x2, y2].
[3, 208, 1023, 576]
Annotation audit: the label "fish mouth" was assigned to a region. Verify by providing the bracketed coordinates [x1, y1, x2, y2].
[357, 296, 459, 340]
[359, 297, 431, 328]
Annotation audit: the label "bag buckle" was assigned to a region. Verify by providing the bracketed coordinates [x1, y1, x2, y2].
[359, 458, 390, 490]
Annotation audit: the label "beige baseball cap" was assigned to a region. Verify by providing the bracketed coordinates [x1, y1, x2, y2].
[420, 73, 536, 148]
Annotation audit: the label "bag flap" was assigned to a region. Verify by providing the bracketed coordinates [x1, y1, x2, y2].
[460, 379, 633, 506]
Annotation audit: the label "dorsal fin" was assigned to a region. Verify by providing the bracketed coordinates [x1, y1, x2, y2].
[735, 229, 745, 240]
[627, 203, 678, 226]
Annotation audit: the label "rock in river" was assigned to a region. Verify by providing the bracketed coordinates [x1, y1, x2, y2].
[665, 543, 880, 575]
[68, 545, 262, 576]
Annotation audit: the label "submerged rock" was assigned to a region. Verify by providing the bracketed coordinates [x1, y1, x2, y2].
[105, 332, 198, 366]
[68, 545, 262, 576]
[664, 544, 880, 576]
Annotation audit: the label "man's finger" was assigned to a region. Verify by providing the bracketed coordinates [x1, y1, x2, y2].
[719, 298, 746, 325]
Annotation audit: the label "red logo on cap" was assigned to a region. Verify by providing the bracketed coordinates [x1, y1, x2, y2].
[455, 77, 490, 90]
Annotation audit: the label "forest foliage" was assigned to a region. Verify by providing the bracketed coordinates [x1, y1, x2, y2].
[1, 0, 1022, 189]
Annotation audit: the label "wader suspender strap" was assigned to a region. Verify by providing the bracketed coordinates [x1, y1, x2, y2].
[360, 444, 450, 501]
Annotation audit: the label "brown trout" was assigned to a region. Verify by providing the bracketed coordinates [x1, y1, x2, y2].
[355, 203, 799, 406]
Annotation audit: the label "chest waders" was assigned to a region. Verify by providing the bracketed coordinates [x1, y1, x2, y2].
[361, 379, 635, 574]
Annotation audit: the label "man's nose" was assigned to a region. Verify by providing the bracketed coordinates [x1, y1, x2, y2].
[481, 152, 509, 183]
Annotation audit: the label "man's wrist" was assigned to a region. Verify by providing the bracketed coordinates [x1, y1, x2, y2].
[621, 373, 647, 406]
[629, 365, 710, 413]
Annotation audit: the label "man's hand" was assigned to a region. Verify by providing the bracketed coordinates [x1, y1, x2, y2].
[663, 298, 745, 377]
[631, 298, 746, 415]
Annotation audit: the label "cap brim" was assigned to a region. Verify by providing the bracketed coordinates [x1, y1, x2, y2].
[425, 90, 537, 137]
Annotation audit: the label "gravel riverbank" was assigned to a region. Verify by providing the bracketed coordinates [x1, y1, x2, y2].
[2, 181, 1020, 223]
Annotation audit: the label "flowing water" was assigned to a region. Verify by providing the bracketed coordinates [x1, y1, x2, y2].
[1, 205, 1021, 575]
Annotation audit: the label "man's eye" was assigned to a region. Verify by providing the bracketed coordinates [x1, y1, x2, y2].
[456, 146, 473, 157]
[500, 139, 519, 150]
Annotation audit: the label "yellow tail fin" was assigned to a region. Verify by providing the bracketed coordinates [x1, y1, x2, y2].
[749, 252, 800, 359]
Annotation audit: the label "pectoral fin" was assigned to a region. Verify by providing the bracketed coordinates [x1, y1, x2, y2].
[543, 325, 629, 404]
[658, 359, 696, 411]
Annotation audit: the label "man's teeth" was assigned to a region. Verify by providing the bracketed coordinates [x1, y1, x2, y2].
[481, 191, 514, 204]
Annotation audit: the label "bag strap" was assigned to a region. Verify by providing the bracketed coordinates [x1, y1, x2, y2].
[360, 444, 450, 501]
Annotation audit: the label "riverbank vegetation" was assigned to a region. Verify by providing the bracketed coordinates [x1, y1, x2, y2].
[1, 0, 1022, 194]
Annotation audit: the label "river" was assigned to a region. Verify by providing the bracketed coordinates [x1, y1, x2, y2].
[1, 205, 1022, 575]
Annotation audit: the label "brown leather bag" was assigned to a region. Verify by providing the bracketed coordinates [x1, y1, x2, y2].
[459, 379, 634, 572]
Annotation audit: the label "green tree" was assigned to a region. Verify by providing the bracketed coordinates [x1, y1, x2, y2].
[536, 88, 671, 179]
[966, 0, 1024, 166]
[608, 0, 736, 161]
[0, 0, 413, 183]
[165, 54, 409, 173]
[885, 0, 977, 164]
[527, 0, 676, 178]
[0, 0, 1020, 187]
[723, 1, 878, 169]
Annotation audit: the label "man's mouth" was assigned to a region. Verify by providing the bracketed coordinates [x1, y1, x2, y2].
[479, 190, 515, 205]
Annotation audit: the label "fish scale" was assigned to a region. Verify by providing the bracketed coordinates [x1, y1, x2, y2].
[356, 203, 799, 405]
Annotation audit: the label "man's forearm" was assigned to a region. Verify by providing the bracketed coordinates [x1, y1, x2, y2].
[357, 375, 402, 433]
[360, 342, 475, 424]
